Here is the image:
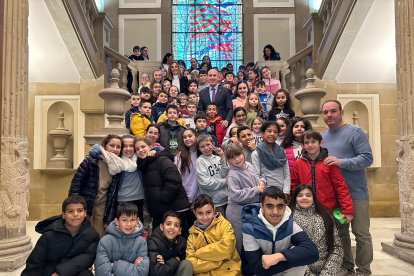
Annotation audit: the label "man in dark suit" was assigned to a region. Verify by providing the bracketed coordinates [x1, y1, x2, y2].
[198, 68, 233, 128]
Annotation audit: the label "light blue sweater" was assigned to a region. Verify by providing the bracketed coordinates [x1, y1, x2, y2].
[322, 124, 373, 200]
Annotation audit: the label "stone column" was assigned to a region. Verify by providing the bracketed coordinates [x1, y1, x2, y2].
[0, 0, 32, 271]
[381, 0, 414, 265]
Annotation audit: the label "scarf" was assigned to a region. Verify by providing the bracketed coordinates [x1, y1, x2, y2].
[256, 141, 286, 170]
[100, 145, 125, 175]
[122, 154, 137, 172]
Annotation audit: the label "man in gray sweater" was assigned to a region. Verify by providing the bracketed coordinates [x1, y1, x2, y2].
[321, 100, 373, 276]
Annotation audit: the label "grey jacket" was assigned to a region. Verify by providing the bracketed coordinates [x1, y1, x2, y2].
[95, 221, 149, 276]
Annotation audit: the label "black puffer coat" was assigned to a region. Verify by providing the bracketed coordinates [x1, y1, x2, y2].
[147, 226, 187, 276]
[69, 156, 121, 224]
[21, 216, 99, 276]
[137, 150, 190, 217]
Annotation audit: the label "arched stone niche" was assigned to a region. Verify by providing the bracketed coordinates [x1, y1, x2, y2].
[337, 94, 381, 168]
[33, 96, 85, 171]
[46, 101, 74, 168]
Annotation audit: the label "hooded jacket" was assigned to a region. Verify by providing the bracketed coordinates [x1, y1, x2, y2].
[130, 112, 153, 138]
[147, 226, 187, 276]
[207, 114, 225, 146]
[152, 101, 168, 122]
[137, 150, 190, 217]
[241, 204, 319, 275]
[95, 220, 149, 276]
[125, 105, 139, 130]
[22, 216, 99, 276]
[291, 147, 354, 215]
[186, 213, 241, 276]
[158, 121, 186, 155]
[69, 156, 121, 224]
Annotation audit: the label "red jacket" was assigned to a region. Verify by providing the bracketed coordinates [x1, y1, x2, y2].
[291, 148, 354, 215]
[207, 115, 226, 146]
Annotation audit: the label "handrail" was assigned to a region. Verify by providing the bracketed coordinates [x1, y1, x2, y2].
[104, 46, 130, 90]
[62, 0, 100, 78]
[285, 0, 355, 91]
[285, 45, 313, 92]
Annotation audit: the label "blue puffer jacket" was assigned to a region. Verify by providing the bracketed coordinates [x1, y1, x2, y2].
[95, 220, 149, 276]
[69, 155, 121, 224]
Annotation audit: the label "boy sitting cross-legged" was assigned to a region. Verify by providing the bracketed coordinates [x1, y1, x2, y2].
[147, 211, 193, 276]
[22, 195, 100, 276]
[95, 202, 149, 276]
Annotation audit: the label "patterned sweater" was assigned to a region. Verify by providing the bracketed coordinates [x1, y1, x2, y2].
[292, 206, 343, 276]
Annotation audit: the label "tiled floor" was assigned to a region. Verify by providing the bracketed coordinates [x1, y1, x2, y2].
[1, 218, 414, 275]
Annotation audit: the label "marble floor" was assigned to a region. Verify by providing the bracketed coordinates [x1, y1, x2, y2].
[2, 218, 414, 275]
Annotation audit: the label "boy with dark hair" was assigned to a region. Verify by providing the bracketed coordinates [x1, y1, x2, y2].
[130, 100, 154, 138]
[159, 104, 186, 155]
[152, 90, 169, 122]
[291, 130, 354, 220]
[125, 92, 140, 132]
[22, 195, 100, 276]
[140, 86, 154, 104]
[198, 69, 209, 90]
[95, 202, 149, 275]
[224, 71, 234, 83]
[148, 211, 192, 276]
[184, 100, 197, 129]
[241, 186, 319, 276]
[237, 125, 256, 163]
[194, 111, 218, 146]
[205, 103, 225, 146]
[256, 80, 273, 111]
[127, 46, 144, 92]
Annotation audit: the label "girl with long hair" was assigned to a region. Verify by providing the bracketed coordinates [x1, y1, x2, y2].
[174, 128, 199, 234]
[69, 134, 123, 237]
[281, 117, 312, 173]
[244, 93, 268, 127]
[290, 185, 343, 276]
[268, 88, 295, 121]
[166, 61, 188, 94]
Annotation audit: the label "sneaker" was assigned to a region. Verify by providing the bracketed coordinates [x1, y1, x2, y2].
[340, 266, 355, 275]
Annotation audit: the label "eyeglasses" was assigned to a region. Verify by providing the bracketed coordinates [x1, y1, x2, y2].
[147, 131, 159, 135]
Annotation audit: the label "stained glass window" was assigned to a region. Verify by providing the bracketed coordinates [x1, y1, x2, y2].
[172, 0, 243, 72]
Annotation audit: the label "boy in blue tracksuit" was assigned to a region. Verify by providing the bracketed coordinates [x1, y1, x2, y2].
[241, 186, 319, 276]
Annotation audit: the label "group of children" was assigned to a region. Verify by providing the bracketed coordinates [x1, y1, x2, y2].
[23, 59, 357, 275]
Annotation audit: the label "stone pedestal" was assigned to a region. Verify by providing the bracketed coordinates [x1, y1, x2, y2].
[84, 69, 131, 146]
[294, 68, 326, 132]
[381, 0, 414, 265]
[48, 111, 72, 169]
[0, 0, 32, 271]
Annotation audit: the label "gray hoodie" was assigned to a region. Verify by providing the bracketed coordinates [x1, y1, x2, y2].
[196, 154, 229, 207]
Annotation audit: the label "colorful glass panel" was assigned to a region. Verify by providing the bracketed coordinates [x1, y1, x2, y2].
[172, 0, 243, 72]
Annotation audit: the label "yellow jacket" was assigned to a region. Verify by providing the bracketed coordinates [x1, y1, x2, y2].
[130, 112, 152, 138]
[156, 112, 186, 127]
[186, 213, 241, 276]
